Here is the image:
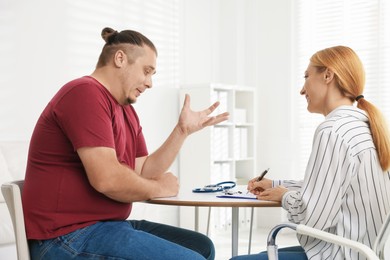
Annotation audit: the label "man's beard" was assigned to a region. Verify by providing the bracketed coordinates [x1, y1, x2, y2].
[126, 97, 136, 104]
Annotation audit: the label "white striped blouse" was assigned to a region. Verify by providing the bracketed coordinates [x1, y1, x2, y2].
[273, 105, 390, 260]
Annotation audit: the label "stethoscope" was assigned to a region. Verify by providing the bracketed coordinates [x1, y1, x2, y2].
[192, 181, 236, 193]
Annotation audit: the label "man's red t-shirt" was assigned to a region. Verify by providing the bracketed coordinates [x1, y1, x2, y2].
[22, 76, 148, 240]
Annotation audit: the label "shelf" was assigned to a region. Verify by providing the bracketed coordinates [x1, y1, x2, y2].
[179, 83, 256, 231]
[213, 159, 235, 163]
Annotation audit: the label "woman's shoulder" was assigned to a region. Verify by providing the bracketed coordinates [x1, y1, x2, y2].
[316, 106, 370, 136]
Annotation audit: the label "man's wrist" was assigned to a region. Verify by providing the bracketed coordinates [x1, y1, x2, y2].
[174, 124, 189, 138]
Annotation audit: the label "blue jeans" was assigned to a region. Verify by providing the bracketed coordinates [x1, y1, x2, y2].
[230, 246, 308, 260]
[29, 220, 215, 260]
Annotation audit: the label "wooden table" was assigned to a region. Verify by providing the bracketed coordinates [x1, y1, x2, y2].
[146, 188, 281, 257]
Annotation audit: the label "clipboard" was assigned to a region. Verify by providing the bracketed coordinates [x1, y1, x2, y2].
[216, 193, 257, 200]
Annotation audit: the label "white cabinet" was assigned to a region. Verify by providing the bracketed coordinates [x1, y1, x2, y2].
[179, 84, 256, 231]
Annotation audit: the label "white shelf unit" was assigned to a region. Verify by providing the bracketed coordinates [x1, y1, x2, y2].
[179, 83, 256, 232]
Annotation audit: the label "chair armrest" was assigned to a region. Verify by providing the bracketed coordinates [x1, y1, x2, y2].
[266, 223, 379, 260]
[266, 223, 298, 260]
[296, 224, 379, 260]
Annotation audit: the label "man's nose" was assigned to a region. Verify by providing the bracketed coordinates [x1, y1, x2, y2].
[145, 78, 153, 89]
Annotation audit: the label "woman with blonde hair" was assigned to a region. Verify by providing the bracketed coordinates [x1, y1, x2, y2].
[233, 46, 390, 260]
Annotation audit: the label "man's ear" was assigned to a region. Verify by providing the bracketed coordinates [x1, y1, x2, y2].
[324, 69, 334, 83]
[113, 50, 126, 68]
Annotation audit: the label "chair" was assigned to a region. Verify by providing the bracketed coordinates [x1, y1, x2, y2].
[1, 180, 30, 260]
[266, 212, 390, 260]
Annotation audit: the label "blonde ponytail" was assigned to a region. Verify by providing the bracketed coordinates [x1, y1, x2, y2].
[357, 98, 390, 170]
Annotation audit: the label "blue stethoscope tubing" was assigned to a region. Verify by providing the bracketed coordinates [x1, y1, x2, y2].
[192, 181, 236, 193]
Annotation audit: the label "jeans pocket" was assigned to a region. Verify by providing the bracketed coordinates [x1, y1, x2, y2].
[31, 237, 65, 260]
[30, 223, 104, 259]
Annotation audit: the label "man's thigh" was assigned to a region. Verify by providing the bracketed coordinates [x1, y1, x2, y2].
[30, 221, 205, 260]
[128, 219, 215, 260]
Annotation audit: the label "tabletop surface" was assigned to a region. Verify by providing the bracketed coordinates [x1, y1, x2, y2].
[146, 186, 281, 207]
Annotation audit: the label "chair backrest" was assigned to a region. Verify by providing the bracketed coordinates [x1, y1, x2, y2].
[1, 180, 30, 260]
[374, 211, 390, 259]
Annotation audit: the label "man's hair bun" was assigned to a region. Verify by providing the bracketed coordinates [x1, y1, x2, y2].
[101, 27, 118, 43]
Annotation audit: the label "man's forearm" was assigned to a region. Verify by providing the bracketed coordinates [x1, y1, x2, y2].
[140, 125, 187, 178]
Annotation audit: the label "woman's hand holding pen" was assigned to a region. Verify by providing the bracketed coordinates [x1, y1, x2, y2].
[247, 168, 271, 195]
[247, 168, 288, 202]
[247, 177, 272, 195]
[248, 178, 288, 202]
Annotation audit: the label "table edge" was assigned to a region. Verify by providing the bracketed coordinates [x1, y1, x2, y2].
[145, 199, 281, 207]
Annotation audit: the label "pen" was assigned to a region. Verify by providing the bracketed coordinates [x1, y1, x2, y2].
[256, 168, 270, 181]
[247, 168, 270, 193]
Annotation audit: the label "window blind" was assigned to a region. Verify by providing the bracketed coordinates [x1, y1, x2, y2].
[292, 0, 390, 178]
[65, 0, 179, 88]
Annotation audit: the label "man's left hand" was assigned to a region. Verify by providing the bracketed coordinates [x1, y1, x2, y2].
[178, 94, 230, 135]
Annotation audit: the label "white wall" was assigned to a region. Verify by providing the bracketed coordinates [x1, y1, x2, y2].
[0, 0, 73, 141]
[253, 0, 293, 226]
